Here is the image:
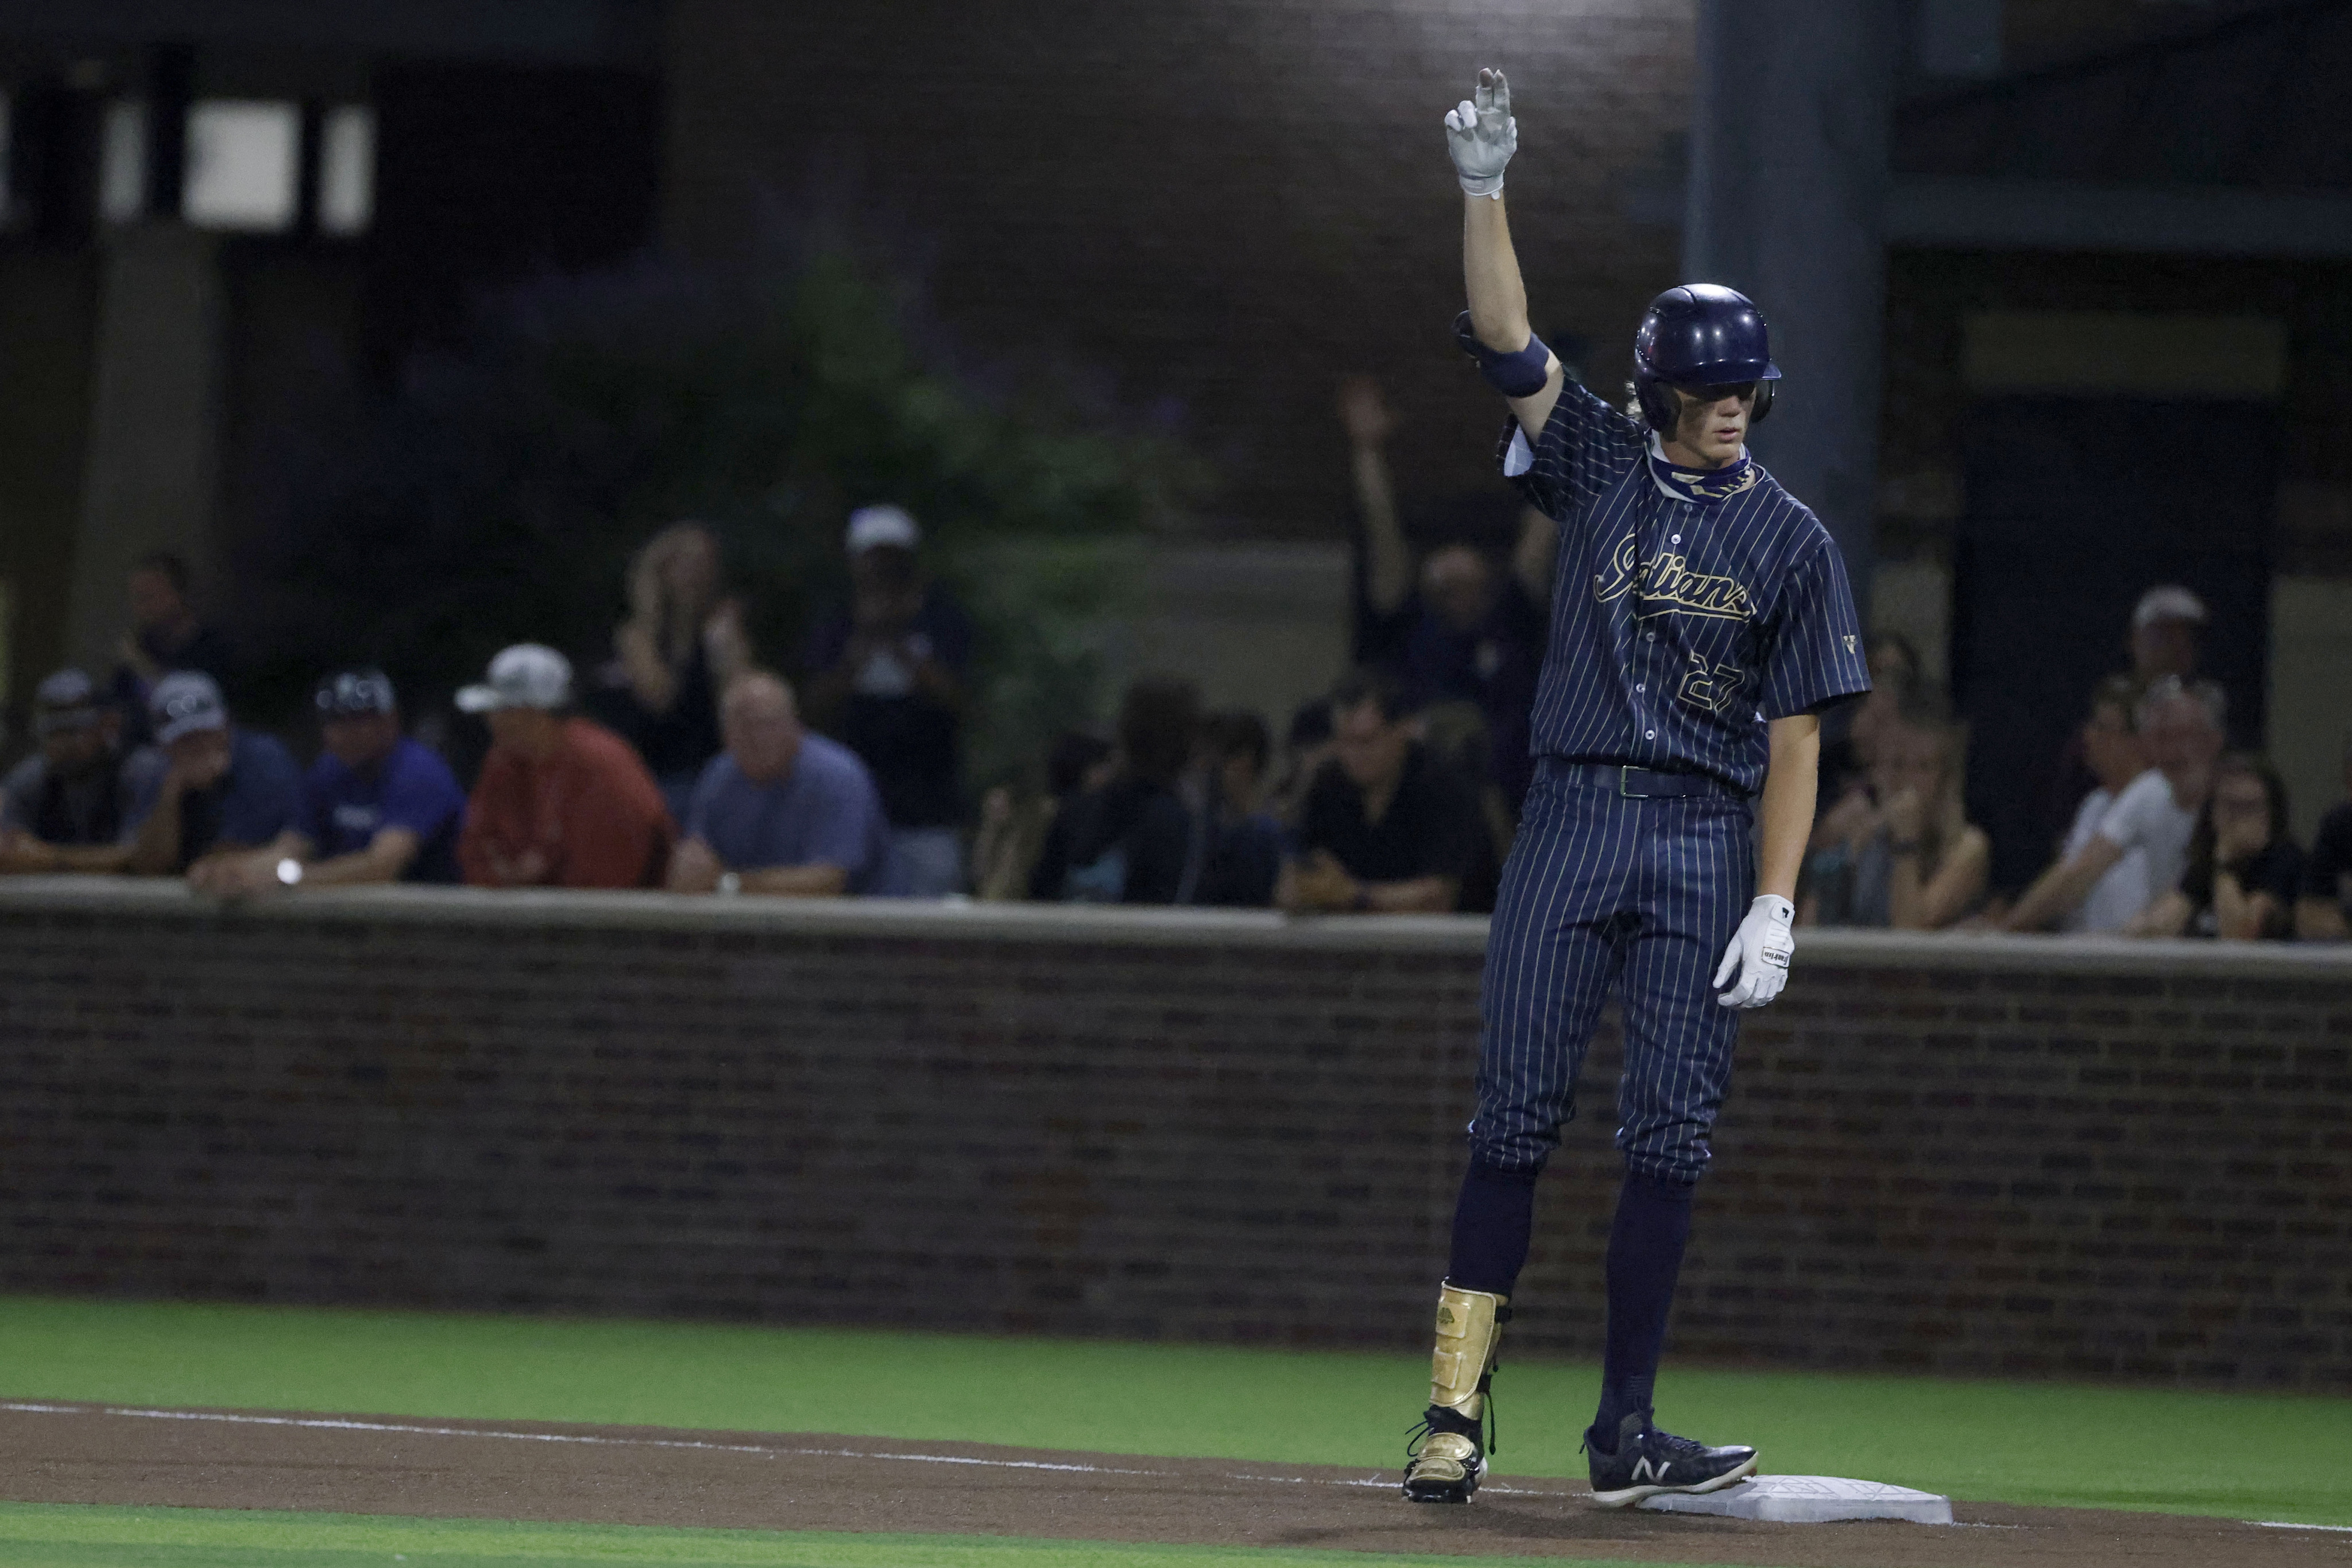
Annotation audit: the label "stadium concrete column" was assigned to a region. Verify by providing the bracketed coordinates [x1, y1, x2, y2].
[1682, 0, 1898, 615]
[65, 221, 227, 671]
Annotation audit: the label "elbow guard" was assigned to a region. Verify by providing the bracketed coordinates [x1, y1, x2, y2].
[1453, 309, 1551, 398]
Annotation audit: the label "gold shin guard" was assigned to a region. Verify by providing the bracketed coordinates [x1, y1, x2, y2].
[1429, 1283, 1507, 1419]
[1403, 1283, 1507, 1503]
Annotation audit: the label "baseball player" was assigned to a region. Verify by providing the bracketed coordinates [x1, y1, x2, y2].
[1401, 69, 1871, 1508]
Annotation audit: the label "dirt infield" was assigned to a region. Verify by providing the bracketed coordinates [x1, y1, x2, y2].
[0, 1400, 2343, 1567]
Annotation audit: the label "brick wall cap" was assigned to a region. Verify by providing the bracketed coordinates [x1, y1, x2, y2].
[6, 878, 2352, 973]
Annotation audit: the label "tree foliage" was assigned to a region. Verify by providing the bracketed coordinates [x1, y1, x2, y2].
[246, 250, 1197, 789]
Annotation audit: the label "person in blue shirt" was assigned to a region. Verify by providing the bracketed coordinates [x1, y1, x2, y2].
[667, 671, 891, 898]
[194, 669, 468, 896]
[1400, 71, 1873, 1512]
[126, 671, 304, 877]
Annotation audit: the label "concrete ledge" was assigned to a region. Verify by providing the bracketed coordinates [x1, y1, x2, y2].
[4, 875, 2350, 975]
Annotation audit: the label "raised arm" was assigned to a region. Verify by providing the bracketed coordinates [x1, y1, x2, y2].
[1448, 69, 1563, 438]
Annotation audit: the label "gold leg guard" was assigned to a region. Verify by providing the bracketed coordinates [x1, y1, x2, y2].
[1403, 1283, 1507, 1503]
[1429, 1283, 1506, 1421]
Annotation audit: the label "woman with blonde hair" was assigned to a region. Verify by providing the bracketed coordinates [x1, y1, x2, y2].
[1802, 702, 1990, 931]
[609, 521, 751, 821]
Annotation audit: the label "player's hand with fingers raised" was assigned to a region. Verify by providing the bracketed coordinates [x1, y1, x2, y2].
[1444, 67, 1517, 198]
[1712, 894, 1794, 1009]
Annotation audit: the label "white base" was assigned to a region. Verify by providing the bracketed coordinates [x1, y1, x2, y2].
[1638, 1475, 1953, 1524]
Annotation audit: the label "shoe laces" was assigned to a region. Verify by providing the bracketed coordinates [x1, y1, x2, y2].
[1646, 1428, 1709, 1459]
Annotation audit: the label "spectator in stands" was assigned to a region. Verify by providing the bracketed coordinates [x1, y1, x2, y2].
[604, 521, 751, 824]
[1278, 669, 1485, 915]
[2030, 584, 2214, 863]
[0, 668, 161, 875]
[1193, 709, 1285, 908]
[2130, 754, 2301, 940]
[1341, 376, 1548, 811]
[455, 644, 673, 889]
[109, 552, 237, 745]
[1028, 676, 1201, 904]
[123, 671, 303, 877]
[970, 730, 1114, 901]
[1801, 704, 1989, 930]
[2005, 676, 2225, 933]
[666, 671, 890, 898]
[188, 668, 467, 896]
[803, 505, 974, 897]
[2297, 729, 2352, 942]
[1815, 631, 1921, 824]
[2052, 675, 2152, 933]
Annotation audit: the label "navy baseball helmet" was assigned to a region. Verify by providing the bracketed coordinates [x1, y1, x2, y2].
[1631, 284, 1780, 435]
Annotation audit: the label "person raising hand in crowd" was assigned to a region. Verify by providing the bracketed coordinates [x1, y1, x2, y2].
[607, 522, 752, 823]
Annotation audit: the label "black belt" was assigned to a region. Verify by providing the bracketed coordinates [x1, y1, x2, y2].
[1550, 761, 1745, 800]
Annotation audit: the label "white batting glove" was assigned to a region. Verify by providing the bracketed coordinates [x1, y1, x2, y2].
[1712, 895, 1794, 1009]
[1444, 68, 1517, 199]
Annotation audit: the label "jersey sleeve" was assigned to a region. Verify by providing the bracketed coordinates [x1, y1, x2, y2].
[378, 746, 466, 843]
[1757, 537, 1872, 721]
[1496, 380, 1647, 525]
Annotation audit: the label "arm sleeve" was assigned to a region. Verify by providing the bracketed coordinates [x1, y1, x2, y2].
[556, 750, 672, 889]
[377, 748, 466, 841]
[1758, 539, 1873, 721]
[1497, 380, 1646, 526]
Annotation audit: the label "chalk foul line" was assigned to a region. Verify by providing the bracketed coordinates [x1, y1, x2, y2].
[0, 1401, 1576, 1500]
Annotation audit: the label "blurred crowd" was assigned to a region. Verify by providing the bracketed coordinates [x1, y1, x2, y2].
[3, 384, 2347, 945]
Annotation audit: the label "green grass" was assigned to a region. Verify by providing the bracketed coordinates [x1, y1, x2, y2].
[0, 1296, 2344, 1526]
[0, 1503, 1696, 1568]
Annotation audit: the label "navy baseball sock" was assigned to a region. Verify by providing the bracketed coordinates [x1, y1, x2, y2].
[1589, 1169, 1696, 1451]
[1444, 1159, 1539, 1295]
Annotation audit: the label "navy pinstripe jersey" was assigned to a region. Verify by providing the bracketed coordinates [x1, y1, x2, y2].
[1499, 381, 1871, 797]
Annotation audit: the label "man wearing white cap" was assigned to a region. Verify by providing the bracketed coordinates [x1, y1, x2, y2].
[454, 644, 675, 889]
[802, 505, 976, 896]
[123, 671, 303, 876]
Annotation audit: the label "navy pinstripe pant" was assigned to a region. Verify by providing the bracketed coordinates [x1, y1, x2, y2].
[1470, 758, 1754, 1186]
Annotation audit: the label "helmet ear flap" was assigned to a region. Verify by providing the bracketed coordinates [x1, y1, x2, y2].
[1634, 374, 1679, 434]
[1750, 379, 1774, 427]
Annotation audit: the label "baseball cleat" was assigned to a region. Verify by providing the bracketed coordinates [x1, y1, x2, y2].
[1584, 1411, 1758, 1508]
[1402, 1405, 1484, 1503]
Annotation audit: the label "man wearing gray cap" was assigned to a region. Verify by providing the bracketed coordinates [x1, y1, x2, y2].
[455, 644, 675, 889]
[0, 669, 165, 874]
[123, 671, 303, 876]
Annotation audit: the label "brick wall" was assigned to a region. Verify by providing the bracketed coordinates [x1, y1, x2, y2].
[660, 0, 1692, 535]
[1, 881, 2346, 1389]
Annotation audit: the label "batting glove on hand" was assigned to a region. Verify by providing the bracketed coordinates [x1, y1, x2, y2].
[1713, 895, 1794, 1009]
[1444, 68, 1517, 199]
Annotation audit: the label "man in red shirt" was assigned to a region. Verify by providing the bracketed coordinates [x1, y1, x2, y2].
[455, 644, 674, 889]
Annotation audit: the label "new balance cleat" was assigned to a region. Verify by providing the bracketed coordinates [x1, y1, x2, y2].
[1585, 1411, 1758, 1508]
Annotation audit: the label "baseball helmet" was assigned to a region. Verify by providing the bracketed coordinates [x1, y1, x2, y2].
[1631, 284, 1780, 435]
